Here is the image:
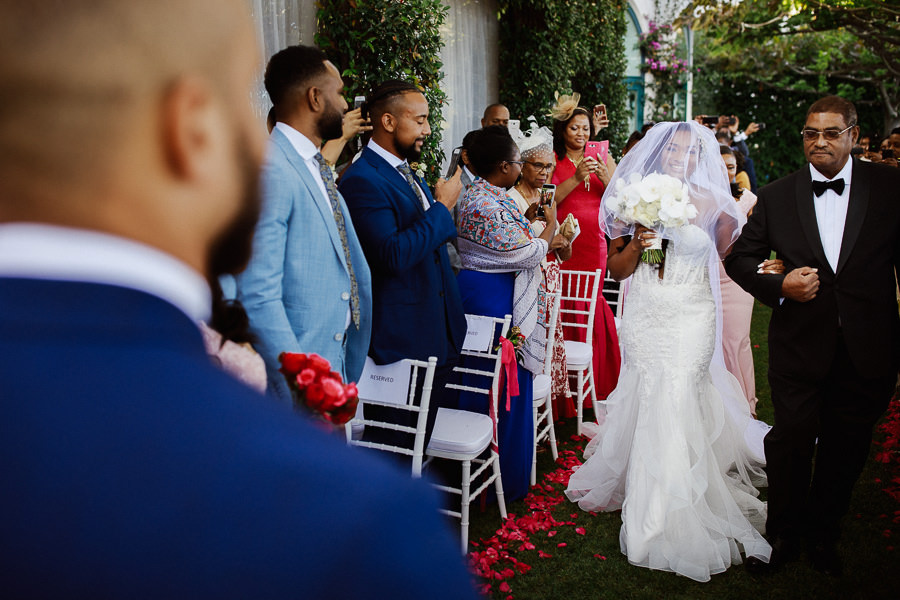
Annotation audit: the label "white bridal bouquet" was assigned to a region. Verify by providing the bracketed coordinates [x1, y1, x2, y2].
[605, 172, 697, 263]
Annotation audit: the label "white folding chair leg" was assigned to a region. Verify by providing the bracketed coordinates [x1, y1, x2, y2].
[459, 460, 472, 554]
[532, 397, 559, 486]
[588, 365, 598, 409]
[575, 370, 585, 436]
[547, 407, 559, 461]
[493, 455, 507, 520]
[531, 404, 539, 486]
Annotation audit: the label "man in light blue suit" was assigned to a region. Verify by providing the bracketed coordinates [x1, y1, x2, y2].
[237, 46, 372, 401]
[0, 5, 475, 597]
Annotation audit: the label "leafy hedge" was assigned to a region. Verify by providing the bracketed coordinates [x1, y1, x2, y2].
[315, 0, 448, 184]
[497, 0, 629, 154]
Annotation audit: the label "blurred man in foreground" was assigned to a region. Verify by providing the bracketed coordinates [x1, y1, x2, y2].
[0, 2, 475, 597]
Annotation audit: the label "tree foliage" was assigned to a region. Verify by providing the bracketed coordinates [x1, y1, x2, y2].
[689, 0, 900, 132]
[496, 0, 630, 154]
[315, 0, 449, 184]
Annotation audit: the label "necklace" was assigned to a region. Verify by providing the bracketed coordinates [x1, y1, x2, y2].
[514, 182, 539, 202]
[568, 151, 590, 191]
[567, 151, 584, 168]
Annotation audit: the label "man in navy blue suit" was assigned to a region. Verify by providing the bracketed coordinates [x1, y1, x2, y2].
[0, 2, 476, 597]
[338, 80, 466, 446]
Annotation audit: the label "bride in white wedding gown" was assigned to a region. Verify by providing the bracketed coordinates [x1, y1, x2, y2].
[565, 122, 773, 582]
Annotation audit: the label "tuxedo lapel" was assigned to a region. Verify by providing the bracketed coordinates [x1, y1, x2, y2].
[836, 159, 868, 275]
[272, 131, 349, 272]
[795, 169, 832, 273]
[364, 148, 427, 216]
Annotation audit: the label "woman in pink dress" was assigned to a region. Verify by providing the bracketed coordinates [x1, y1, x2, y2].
[203, 278, 267, 394]
[549, 93, 621, 407]
[717, 145, 783, 416]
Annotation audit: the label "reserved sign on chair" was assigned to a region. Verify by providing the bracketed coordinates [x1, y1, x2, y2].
[356, 357, 412, 406]
[462, 315, 494, 352]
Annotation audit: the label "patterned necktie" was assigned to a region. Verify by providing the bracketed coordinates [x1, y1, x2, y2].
[313, 152, 360, 329]
[396, 162, 429, 211]
[812, 178, 845, 197]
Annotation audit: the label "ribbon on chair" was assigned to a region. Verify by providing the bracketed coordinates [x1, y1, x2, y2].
[488, 336, 520, 455]
[497, 336, 519, 411]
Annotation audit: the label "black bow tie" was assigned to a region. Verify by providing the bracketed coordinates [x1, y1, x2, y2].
[812, 178, 845, 197]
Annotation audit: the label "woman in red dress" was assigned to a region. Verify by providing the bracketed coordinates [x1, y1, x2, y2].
[549, 93, 621, 415]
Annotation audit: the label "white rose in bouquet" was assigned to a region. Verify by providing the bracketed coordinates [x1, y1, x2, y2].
[605, 172, 696, 264]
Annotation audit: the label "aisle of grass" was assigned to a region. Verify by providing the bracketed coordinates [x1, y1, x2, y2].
[465, 301, 900, 599]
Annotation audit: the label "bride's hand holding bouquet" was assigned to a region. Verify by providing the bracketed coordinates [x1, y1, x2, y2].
[629, 224, 657, 253]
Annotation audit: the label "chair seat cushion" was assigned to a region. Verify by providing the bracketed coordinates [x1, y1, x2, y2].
[532, 373, 551, 402]
[564, 340, 592, 369]
[427, 407, 493, 455]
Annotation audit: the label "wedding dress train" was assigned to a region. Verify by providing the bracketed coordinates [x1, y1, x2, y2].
[565, 225, 771, 582]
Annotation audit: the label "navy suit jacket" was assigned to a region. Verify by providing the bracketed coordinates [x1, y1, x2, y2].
[725, 159, 900, 380]
[0, 278, 475, 598]
[339, 147, 466, 366]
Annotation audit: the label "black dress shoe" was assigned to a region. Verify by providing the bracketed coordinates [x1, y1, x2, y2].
[744, 555, 771, 575]
[770, 536, 801, 565]
[746, 536, 800, 575]
[808, 542, 843, 577]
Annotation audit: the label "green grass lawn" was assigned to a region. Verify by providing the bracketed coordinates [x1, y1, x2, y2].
[464, 300, 900, 599]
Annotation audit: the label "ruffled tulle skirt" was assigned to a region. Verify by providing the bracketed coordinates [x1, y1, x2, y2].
[565, 252, 771, 582]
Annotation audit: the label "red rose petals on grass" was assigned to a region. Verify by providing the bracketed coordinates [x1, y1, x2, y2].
[467, 428, 607, 595]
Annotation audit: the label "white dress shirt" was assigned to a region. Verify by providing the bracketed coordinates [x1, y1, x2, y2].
[0, 223, 210, 322]
[367, 139, 430, 211]
[810, 158, 853, 272]
[274, 122, 333, 216]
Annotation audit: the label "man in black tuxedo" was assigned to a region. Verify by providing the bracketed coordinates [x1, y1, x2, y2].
[726, 96, 900, 576]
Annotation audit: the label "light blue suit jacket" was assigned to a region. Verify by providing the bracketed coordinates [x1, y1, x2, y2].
[237, 129, 372, 401]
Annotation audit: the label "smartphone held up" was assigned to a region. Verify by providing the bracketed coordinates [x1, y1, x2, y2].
[536, 184, 556, 218]
[584, 140, 609, 164]
[445, 146, 463, 179]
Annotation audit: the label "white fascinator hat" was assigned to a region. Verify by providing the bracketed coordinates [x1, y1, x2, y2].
[509, 116, 553, 160]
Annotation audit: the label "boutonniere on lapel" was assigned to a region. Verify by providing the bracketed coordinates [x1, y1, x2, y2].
[409, 162, 426, 179]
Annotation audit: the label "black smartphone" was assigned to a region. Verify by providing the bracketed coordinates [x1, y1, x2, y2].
[851, 146, 864, 156]
[883, 148, 895, 160]
[353, 96, 366, 150]
[730, 182, 742, 198]
[445, 146, 462, 179]
[537, 184, 556, 217]
[756, 123, 766, 131]
[701, 115, 718, 126]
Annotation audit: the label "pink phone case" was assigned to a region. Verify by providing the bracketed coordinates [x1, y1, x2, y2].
[585, 140, 609, 163]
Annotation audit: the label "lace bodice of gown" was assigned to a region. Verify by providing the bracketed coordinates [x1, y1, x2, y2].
[620, 224, 716, 377]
